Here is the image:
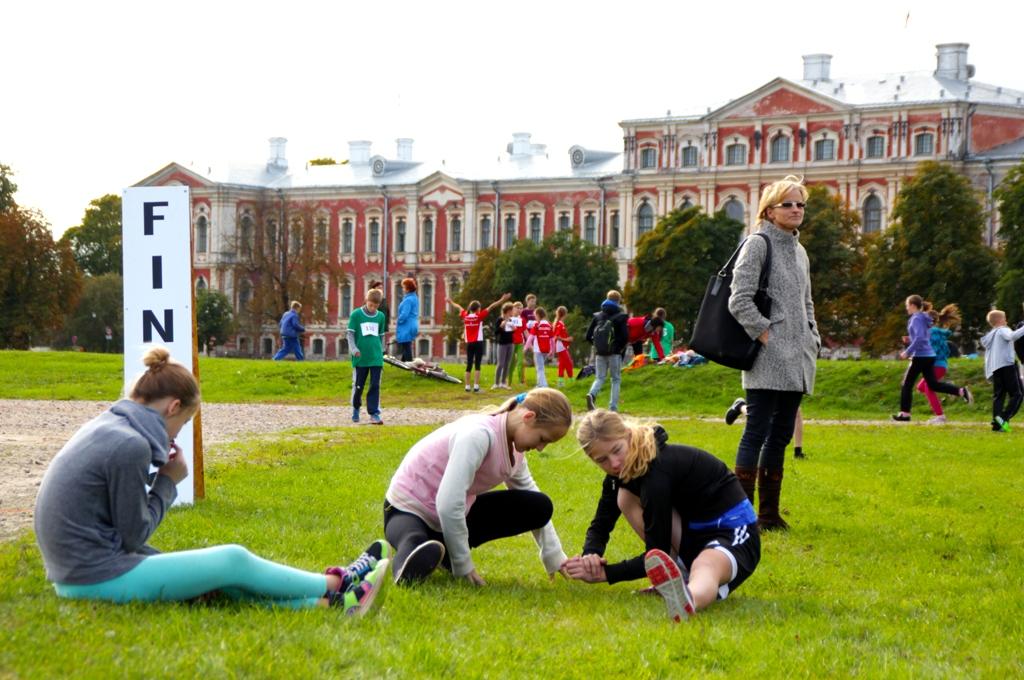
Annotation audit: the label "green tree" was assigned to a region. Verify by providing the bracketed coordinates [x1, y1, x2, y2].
[58, 273, 123, 352]
[994, 160, 1024, 325]
[196, 289, 236, 353]
[61, 194, 123, 276]
[800, 186, 868, 344]
[494, 230, 618, 315]
[624, 206, 745, 341]
[863, 162, 998, 354]
[0, 164, 16, 213]
[0, 206, 82, 348]
[308, 158, 338, 166]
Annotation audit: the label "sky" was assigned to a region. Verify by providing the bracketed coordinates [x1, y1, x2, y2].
[3, 0, 1023, 236]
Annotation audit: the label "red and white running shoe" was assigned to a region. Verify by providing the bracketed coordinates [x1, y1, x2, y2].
[644, 549, 695, 622]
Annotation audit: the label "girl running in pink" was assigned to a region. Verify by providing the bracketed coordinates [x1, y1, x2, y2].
[915, 304, 960, 424]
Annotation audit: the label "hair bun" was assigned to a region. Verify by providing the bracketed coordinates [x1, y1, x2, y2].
[142, 347, 171, 370]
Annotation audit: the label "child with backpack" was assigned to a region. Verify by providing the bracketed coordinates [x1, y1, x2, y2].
[585, 291, 629, 412]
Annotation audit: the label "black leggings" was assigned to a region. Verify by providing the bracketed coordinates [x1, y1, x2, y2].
[901, 356, 960, 412]
[734, 389, 803, 470]
[991, 364, 1024, 422]
[465, 341, 485, 371]
[384, 490, 553, 577]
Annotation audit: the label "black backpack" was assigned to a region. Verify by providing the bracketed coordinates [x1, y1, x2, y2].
[592, 314, 616, 355]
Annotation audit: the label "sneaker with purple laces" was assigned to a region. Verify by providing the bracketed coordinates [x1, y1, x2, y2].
[328, 559, 389, 616]
[325, 539, 391, 590]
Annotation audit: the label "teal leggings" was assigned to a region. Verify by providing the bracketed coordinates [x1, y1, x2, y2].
[54, 544, 328, 609]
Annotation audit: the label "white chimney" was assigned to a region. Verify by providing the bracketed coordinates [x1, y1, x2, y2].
[802, 54, 832, 81]
[935, 43, 974, 81]
[348, 140, 372, 165]
[267, 137, 288, 171]
[396, 138, 414, 161]
[510, 132, 532, 156]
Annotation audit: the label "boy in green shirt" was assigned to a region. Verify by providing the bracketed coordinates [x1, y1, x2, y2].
[348, 288, 386, 424]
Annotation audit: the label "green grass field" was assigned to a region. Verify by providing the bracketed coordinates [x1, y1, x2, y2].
[1, 351, 1021, 677]
[0, 350, 995, 421]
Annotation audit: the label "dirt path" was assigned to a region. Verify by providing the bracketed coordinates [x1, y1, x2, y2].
[0, 400, 468, 542]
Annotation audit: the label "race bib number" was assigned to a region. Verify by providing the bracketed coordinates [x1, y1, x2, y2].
[511, 317, 523, 327]
[360, 322, 379, 337]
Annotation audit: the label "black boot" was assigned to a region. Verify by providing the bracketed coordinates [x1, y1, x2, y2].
[734, 465, 757, 504]
[757, 467, 790, 531]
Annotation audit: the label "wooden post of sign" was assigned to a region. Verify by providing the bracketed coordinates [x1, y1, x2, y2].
[190, 255, 205, 499]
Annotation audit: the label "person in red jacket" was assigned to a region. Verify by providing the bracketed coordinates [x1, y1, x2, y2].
[553, 306, 574, 387]
[447, 293, 510, 392]
[529, 307, 553, 388]
[627, 314, 666, 361]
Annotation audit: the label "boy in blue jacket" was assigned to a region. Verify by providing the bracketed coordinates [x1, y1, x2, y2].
[273, 301, 306, 361]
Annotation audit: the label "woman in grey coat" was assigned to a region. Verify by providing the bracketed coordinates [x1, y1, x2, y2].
[727, 175, 820, 530]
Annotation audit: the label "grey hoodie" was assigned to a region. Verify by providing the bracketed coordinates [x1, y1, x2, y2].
[980, 325, 1024, 379]
[728, 221, 820, 394]
[34, 400, 178, 585]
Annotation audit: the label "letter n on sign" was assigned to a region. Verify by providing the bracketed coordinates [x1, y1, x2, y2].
[122, 186, 200, 505]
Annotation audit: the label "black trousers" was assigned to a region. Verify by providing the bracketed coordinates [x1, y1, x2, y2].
[991, 364, 1024, 422]
[735, 389, 803, 470]
[900, 356, 960, 412]
[398, 341, 413, 362]
[384, 490, 553, 577]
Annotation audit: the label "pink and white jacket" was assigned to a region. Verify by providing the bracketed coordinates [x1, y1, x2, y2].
[386, 412, 566, 576]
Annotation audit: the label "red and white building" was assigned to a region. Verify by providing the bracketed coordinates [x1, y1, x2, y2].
[138, 43, 1024, 360]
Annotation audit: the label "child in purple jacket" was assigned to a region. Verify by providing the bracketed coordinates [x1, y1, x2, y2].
[892, 295, 973, 422]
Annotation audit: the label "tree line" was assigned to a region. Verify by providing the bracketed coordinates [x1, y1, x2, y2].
[2, 159, 1024, 355]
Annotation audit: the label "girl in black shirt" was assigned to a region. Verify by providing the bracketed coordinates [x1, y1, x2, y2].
[561, 410, 760, 621]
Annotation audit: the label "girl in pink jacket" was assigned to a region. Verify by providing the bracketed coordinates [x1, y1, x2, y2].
[384, 388, 572, 585]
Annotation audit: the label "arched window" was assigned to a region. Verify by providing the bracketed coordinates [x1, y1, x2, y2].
[312, 338, 324, 356]
[770, 135, 791, 163]
[637, 202, 655, 236]
[558, 212, 570, 230]
[337, 338, 349, 356]
[238, 279, 251, 311]
[451, 217, 462, 251]
[814, 138, 835, 161]
[640, 147, 657, 168]
[584, 212, 596, 244]
[341, 218, 353, 254]
[239, 214, 253, 256]
[863, 194, 883, 234]
[504, 214, 516, 249]
[195, 277, 207, 291]
[866, 136, 886, 159]
[680, 198, 694, 210]
[480, 215, 492, 248]
[265, 219, 277, 255]
[340, 282, 352, 318]
[418, 338, 431, 357]
[421, 281, 433, 319]
[446, 338, 458, 357]
[914, 133, 934, 156]
[368, 218, 380, 254]
[726, 143, 747, 166]
[422, 217, 433, 252]
[315, 217, 327, 255]
[290, 218, 303, 254]
[681, 146, 698, 168]
[610, 211, 620, 247]
[529, 213, 542, 243]
[262, 337, 274, 356]
[723, 198, 745, 224]
[196, 215, 208, 253]
[396, 217, 407, 252]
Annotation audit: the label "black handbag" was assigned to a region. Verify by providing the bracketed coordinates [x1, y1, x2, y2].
[689, 233, 772, 370]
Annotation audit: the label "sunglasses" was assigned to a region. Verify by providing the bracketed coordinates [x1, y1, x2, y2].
[772, 201, 806, 209]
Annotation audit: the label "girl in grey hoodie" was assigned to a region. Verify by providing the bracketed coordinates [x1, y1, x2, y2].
[34, 347, 387, 614]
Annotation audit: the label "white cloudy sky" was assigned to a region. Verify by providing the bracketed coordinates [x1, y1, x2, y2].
[3, 0, 1022, 236]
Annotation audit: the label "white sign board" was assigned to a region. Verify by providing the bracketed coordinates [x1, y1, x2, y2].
[122, 186, 196, 505]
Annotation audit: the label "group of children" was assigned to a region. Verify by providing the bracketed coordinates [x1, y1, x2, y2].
[36, 350, 758, 624]
[893, 295, 1024, 432]
[448, 293, 578, 392]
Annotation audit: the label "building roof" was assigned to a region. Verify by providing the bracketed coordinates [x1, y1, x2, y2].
[800, 71, 1024, 109]
[971, 136, 1024, 161]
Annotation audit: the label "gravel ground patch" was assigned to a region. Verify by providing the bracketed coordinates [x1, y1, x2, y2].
[0, 399, 468, 542]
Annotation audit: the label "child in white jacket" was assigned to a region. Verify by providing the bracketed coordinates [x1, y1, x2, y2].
[979, 309, 1024, 432]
